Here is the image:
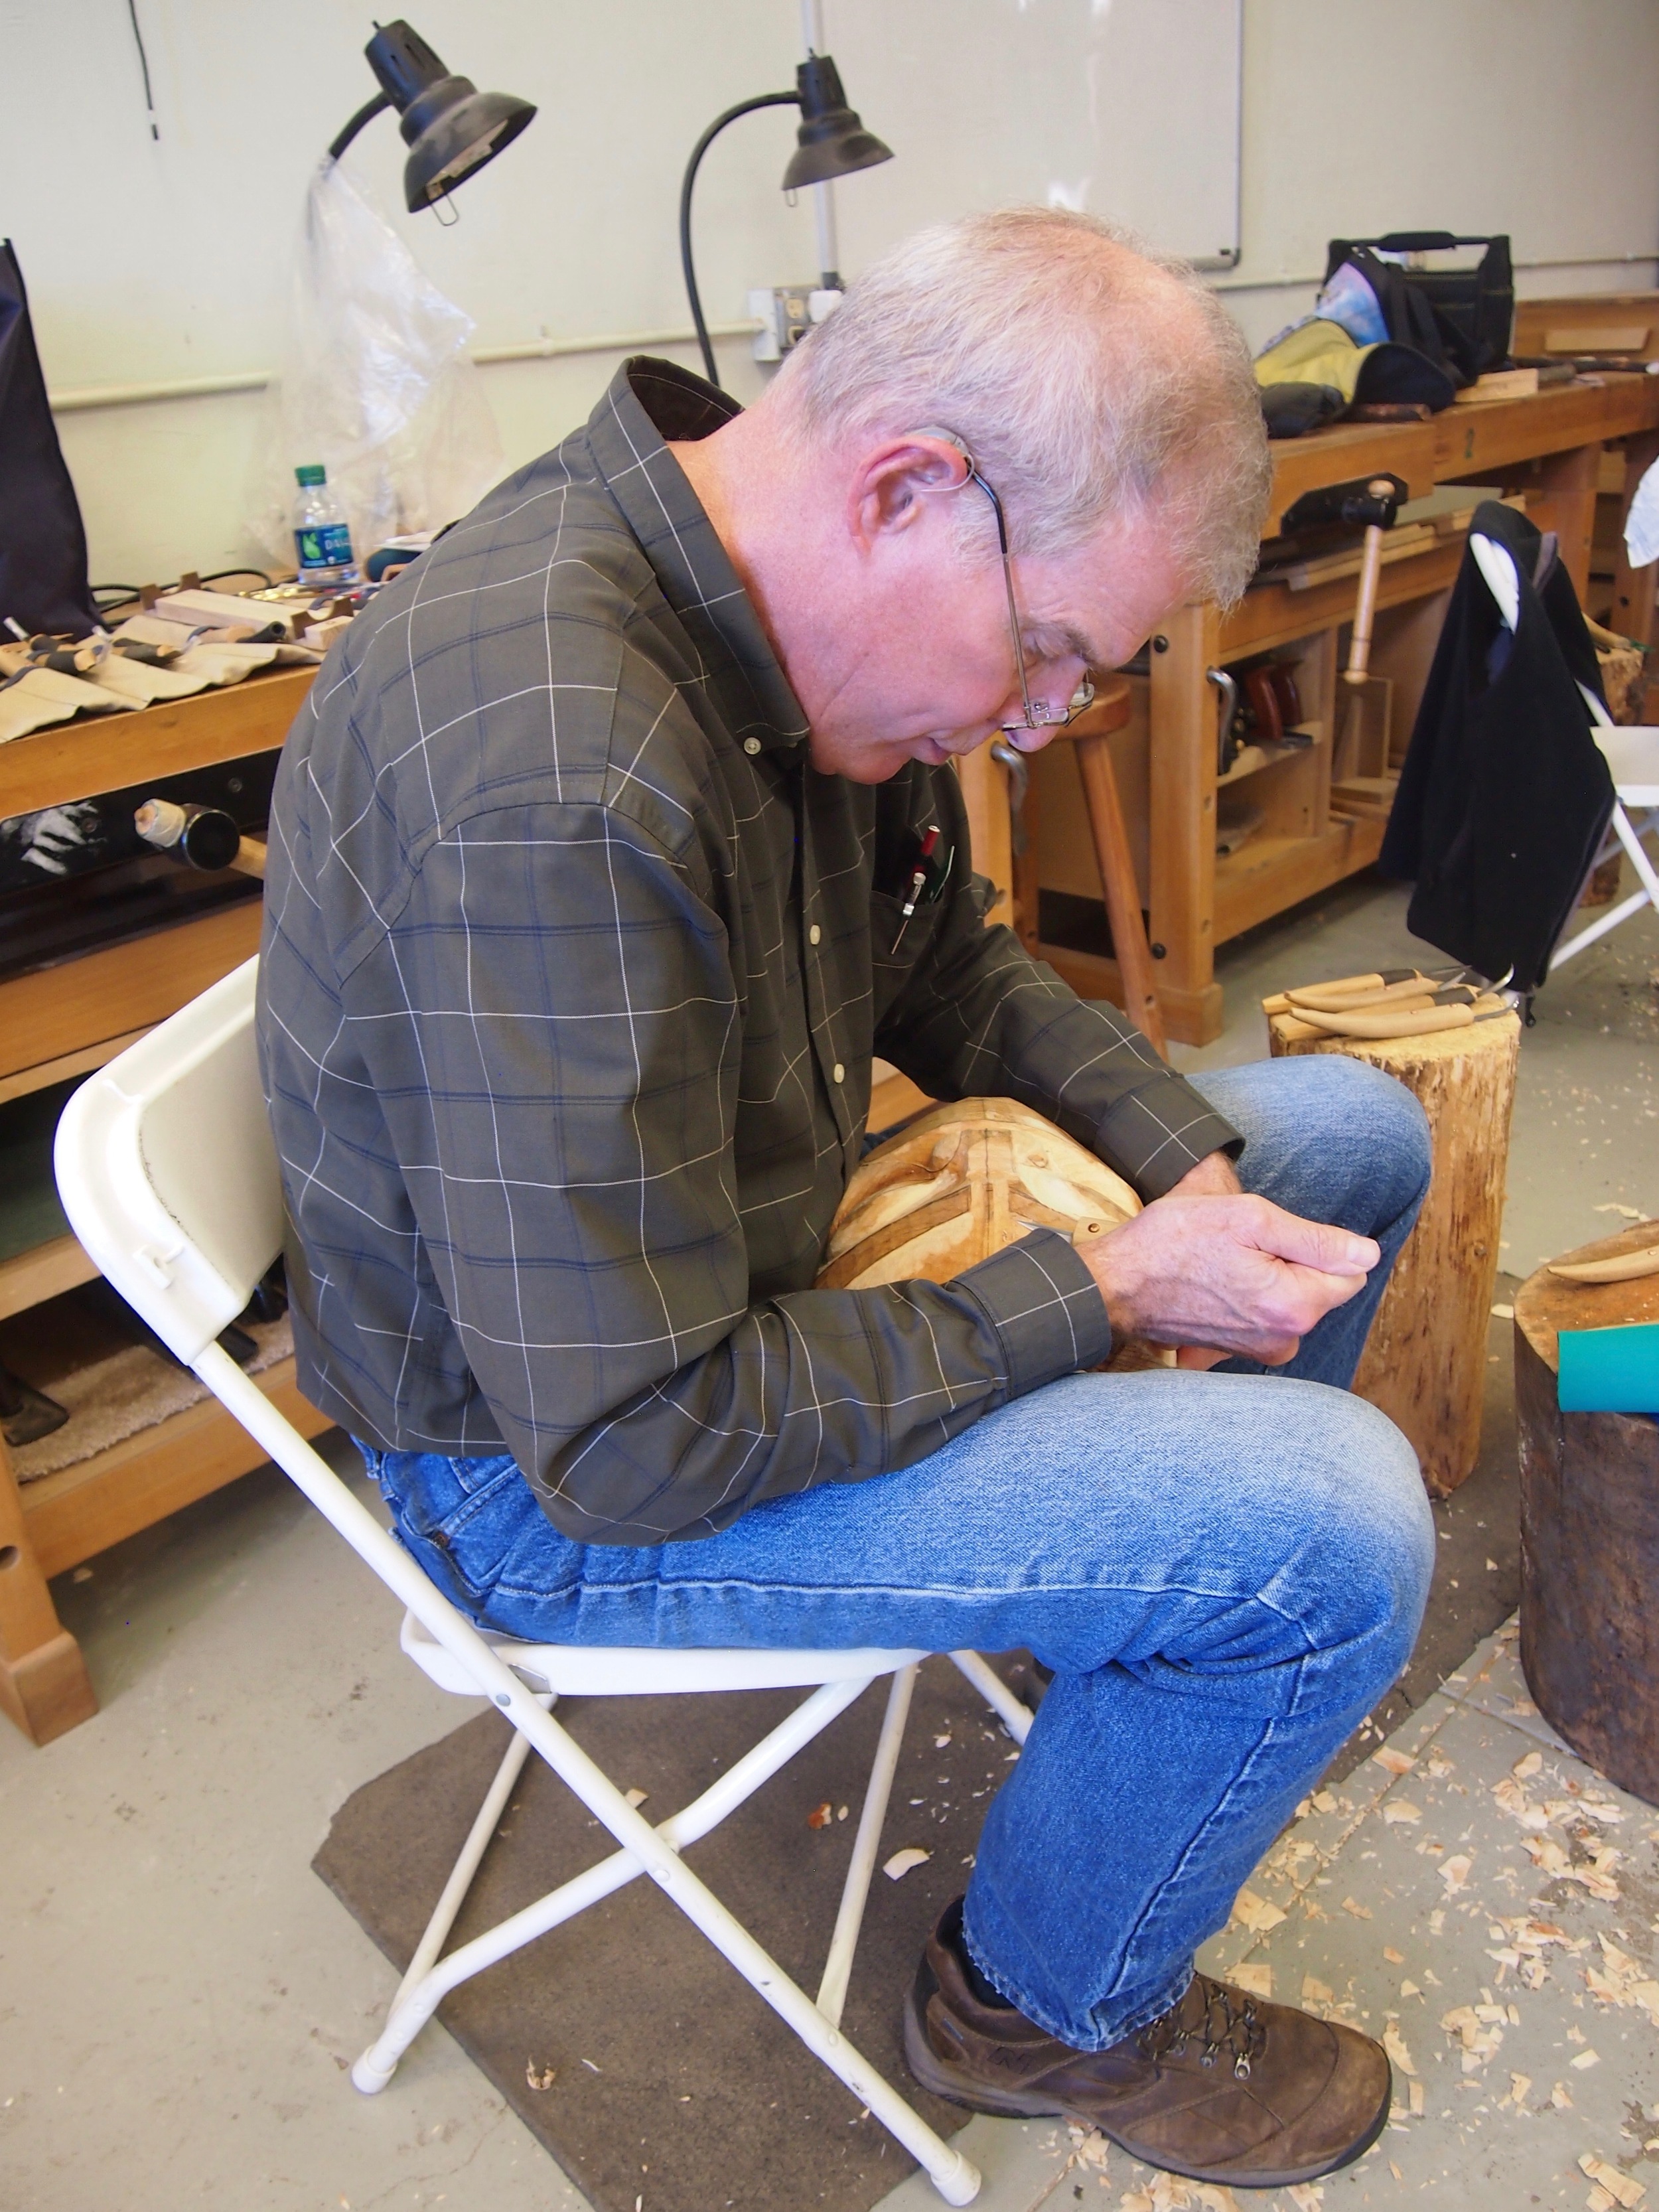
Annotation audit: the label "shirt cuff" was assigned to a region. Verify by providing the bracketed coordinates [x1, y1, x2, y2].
[1094, 1076, 1244, 1202]
[954, 1226, 1113, 1398]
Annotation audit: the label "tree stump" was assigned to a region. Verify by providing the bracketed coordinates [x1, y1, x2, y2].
[1514, 1221, 1659, 1805]
[1267, 1007, 1521, 1495]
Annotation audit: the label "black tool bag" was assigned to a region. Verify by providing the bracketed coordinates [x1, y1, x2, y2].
[0, 240, 98, 639]
[1380, 500, 1613, 994]
[1325, 232, 1514, 387]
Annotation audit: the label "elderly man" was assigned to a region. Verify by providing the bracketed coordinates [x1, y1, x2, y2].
[260, 208, 1432, 2189]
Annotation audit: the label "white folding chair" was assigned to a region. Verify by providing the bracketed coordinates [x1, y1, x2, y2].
[53, 956, 1043, 2206]
[1469, 530, 1659, 973]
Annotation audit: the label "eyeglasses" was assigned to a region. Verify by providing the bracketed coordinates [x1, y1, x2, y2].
[957, 459, 1096, 736]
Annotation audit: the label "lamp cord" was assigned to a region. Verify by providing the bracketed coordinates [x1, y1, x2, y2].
[328, 88, 394, 165]
[680, 92, 798, 388]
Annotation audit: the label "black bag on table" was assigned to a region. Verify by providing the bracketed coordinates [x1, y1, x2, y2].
[1380, 500, 1614, 995]
[1325, 232, 1514, 387]
[0, 240, 98, 638]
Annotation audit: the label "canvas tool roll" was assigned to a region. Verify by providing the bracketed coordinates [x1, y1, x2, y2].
[816, 1097, 1171, 1370]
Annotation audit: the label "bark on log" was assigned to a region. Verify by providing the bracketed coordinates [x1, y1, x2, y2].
[1515, 1223, 1659, 1805]
[1268, 1007, 1521, 1495]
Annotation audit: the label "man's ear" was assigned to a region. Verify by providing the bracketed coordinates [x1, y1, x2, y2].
[847, 435, 971, 552]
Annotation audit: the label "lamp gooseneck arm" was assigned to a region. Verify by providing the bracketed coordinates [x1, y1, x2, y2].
[680, 91, 798, 388]
[328, 88, 394, 164]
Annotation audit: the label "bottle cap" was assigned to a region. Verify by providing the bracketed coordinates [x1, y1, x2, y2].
[295, 464, 326, 486]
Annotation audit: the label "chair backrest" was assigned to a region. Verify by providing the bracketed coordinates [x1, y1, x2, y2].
[54, 956, 282, 1366]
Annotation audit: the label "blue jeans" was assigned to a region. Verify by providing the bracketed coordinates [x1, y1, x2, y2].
[361, 1055, 1435, 2049]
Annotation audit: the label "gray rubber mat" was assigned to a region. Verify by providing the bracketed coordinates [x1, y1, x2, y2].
[312, 1653, 1033, 2212]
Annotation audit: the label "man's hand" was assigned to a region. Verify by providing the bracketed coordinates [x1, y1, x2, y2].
[1167, 1149, 1242, 1201]
[1076, 1191, 1378, 1368]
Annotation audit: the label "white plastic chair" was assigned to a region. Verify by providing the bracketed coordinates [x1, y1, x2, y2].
[1469, 530, 1659, 971]
[53, 955, 1041, 2206]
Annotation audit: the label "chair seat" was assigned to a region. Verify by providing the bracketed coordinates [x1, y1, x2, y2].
[399, 1608, 928, 1698]
[1595, 725, 1659, 807]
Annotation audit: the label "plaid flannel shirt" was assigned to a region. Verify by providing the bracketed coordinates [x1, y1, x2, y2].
[258, 358, 1241, 1543]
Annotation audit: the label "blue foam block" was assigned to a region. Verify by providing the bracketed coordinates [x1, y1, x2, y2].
[1556, 1323, 1659, 1414]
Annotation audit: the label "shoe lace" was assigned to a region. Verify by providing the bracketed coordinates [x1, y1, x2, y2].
[1138, 1976, 1267, 2083]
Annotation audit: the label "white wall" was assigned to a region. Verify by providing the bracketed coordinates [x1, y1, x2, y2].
[6, 0, 1658, 587]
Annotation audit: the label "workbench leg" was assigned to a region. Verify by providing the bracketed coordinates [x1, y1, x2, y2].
[0, 1430, 98, 1745]
[1527, 441, 1601, 607]
[1610, 431, 1659, 648]
[1073, 733, 1167, 1053]
[956, 746, 1015, 933]
[1147, 603, 1224, 1047]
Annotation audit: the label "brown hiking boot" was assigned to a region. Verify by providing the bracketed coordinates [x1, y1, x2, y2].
[904, 1901, 1392, 2189]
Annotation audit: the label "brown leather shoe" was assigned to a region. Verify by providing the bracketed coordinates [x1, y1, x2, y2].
[904, 1901, 1392, 2189]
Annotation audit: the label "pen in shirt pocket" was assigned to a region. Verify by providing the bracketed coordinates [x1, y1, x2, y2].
[890, 823, 948, 952]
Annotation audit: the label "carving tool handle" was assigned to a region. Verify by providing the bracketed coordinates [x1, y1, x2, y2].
[1346, 522, 1384, 686]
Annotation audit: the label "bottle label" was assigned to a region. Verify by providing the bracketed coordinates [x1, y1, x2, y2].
[295, 521, 354, 573]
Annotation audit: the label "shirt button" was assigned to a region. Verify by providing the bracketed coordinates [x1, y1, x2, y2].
[832, 1062, 845, 1084]
[743, 737, 762, 756]
[808, 924, 821, 946]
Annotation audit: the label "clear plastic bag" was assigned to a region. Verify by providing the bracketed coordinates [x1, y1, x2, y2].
[248, 161, 503, 570]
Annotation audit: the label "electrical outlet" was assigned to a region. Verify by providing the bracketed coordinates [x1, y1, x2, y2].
[748, 284, 844, 363]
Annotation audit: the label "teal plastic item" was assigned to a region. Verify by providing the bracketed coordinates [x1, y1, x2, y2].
[1556, 1323, 1659, 1414]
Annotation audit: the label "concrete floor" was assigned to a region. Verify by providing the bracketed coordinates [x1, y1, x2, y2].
[2, 868, 1655, 2212]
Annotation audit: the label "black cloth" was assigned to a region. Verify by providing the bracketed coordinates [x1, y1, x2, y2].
[0, 242, 97, 638]
[1380, 500, 1614, 993]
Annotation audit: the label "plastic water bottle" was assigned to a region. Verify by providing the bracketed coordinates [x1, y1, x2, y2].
[292, 465, 358, 587]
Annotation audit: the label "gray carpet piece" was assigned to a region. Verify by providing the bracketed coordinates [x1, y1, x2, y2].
[313, 1653, 1036, 2212]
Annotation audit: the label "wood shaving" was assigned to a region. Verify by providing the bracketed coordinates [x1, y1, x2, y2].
[1503, 2071, 1532, 2107]
[1571, 2047, 1602, 2069]
[806, 1801, 833, 1829]
[1382, 1799, 1423, 1824]
[1341, 1896, 1374, 1919]
[1440, 1852, 1473, 1895]
[1579, 2154, 1647, 2207]
[1285, 2187, 1325, 2211]
[1400, 1979, 1421, 1998]
[1513, 1749, 1544, 1780]
[1232, 1887, 1287, 1934]
[624, 1787, 648, 1809]
[1382, 2023, 1417, 2075]
[525, 2058, 556, 2091]
[1409, 2080, 1425, 2116]
[882, 1846, 930, 1881]
[1372, 1747, 1417, 1775]
[1383, 1946, 1405, 1964]
[1302, 1974, 1334, 2006]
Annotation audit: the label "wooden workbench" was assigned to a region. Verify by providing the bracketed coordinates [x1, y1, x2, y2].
[1023, 374, 1659, 1044]
[0, 668, 328, 1745]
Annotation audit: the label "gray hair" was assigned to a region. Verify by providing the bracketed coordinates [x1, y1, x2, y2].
[774, 206, 1270, 609]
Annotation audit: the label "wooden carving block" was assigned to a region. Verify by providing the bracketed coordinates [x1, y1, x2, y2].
[817, 1097, 1168, 1370]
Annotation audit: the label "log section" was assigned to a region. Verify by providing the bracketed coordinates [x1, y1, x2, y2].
[1269, 1006, 1522, 1495]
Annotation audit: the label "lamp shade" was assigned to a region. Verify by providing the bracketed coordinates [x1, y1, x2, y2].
[364, 20, 536, 212]
[781, 54, 892, 191]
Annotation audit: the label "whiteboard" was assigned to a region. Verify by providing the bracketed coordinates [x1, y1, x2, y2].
[831, 0, 1242, 271]
[1, 0, 1240, 399]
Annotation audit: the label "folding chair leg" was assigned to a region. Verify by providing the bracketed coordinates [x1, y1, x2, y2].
[354, 1678, 872, 2084]
[392, 1703, 545, 2013]
[950, 1649, 1033, 1745]
[817, 1661, 916, 2028]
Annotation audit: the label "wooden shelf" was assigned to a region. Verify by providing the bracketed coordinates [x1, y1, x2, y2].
[1213, 816, 1388, 945]
[19, 1354, 333, 1581]
[0, 666, 313, 820]
[0, 1234, 96, 1324]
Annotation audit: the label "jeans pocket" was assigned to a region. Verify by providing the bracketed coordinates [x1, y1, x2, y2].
[384, 1454, 534, 1616]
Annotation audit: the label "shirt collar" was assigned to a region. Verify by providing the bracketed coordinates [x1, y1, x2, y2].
[587, 357, 809, 754]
